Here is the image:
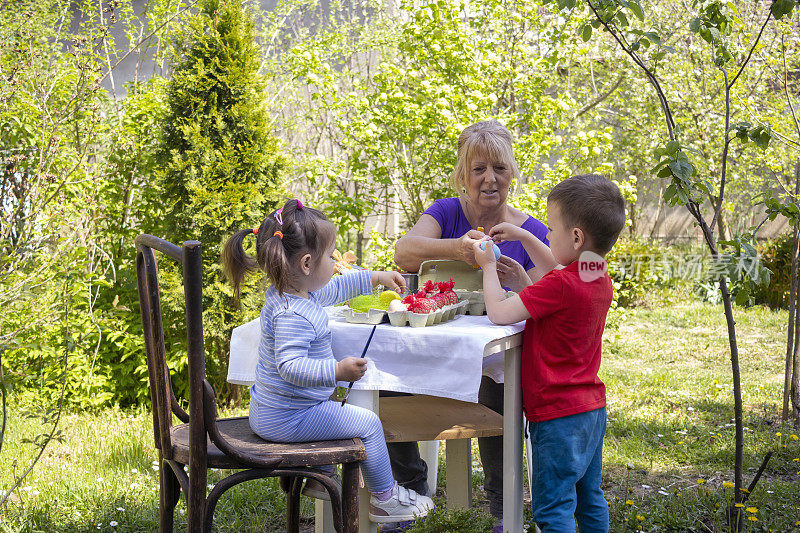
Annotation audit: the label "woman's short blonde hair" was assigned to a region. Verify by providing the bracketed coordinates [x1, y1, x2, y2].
[450, 120, 520, 194]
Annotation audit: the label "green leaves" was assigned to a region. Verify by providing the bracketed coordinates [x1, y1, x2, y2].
[688, 1, 736, 65]
[770, 0, 798, 20]
[580, 0, 648, 30]
[748, 126, 772, 150]
[629, 1, 645, 21]
[729, 122, 772, 151]
[651, 139, 704, 206]
[575, 0, 672, 63]
[664, 140, 680, 156]
[581, 23, 593, 42]
[759, 190, 800, 224]
[669, 159, 694, 182]
[717, 233, 773, 306]
[550, 0, 579, 10]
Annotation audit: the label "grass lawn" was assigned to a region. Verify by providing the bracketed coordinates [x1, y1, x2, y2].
[1, 301, 799, 532]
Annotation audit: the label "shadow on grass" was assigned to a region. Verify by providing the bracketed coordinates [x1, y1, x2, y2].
[605, 399, 786, 475]
[2, 472, 310, 532]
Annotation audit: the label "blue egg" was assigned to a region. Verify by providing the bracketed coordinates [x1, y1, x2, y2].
[480, 241, 501, 260]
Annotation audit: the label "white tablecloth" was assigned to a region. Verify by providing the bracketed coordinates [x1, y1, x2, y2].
[228, 308, 524, 403]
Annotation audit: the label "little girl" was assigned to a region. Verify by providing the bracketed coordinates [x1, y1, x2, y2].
[222, 199, 434, 523]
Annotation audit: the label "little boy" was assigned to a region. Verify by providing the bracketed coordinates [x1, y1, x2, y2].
[473, 174, 625, 532]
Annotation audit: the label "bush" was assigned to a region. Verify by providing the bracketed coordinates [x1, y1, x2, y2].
[153, 0, 286, 402]
[606, 237, 693, 307]
[753, 231, 797, 309]
[362, 230, 400, 271]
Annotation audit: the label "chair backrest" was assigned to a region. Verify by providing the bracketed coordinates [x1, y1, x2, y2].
[135, 235, 205, 461]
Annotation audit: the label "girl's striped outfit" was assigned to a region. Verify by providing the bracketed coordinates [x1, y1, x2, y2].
[249, 270, 394, 493]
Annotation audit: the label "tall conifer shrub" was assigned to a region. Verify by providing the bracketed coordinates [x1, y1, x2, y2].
[154, 0, 284, 398]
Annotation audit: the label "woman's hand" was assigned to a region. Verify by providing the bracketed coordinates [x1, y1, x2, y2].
[496, 256, 532, 292]
[458, 229, 486, 265]
[336, 357, 368, 382]
[372, 271, 407, 292]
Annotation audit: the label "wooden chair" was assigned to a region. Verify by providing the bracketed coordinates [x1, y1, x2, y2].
[135, 235, 366, 532]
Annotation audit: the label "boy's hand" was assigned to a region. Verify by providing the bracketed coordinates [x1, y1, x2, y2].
[489, 222, 526, 243]
[473, 238, 498, 269]
[336, 357, 368, 382]
[373, 271, 407, 292]
[496, 256, 532, 292]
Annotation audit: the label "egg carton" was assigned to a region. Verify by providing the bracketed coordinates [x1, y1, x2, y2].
[340, 307, 389, 325]
[454, 290, 486, 315]
[453, 289, 517, 315]
[387, 300, 469, 327]
[342, 300, 469, 327]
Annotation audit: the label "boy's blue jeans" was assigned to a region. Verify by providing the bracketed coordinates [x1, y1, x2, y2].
[528, 407, 608, 533]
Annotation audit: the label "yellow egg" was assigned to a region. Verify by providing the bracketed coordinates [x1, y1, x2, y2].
[380, 290, 401, 305]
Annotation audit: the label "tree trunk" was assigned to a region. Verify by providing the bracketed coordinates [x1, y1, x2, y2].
[794, 165, 800, 427]
[649, 183, 665, 239]
[717, 205, 731, 242]
[719, 276, 744, 494]
[356, 226, 364, 266]
[628, 197, 638, 236]
[784, 160, 800, 421]
[783, 233, 798, 419]
[793, 280, 800, 427]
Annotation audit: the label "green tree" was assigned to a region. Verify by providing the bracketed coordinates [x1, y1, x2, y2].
[261, 0, 576, 263]
[0, 0, 188, 508]
[554, 0, 798, 528]
[153, 0, 286, 399]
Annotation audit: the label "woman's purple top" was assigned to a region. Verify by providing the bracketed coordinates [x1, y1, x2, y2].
[423, 197, 549, 271]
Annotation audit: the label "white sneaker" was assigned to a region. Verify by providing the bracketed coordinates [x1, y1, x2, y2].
[369, 484, 434, 523]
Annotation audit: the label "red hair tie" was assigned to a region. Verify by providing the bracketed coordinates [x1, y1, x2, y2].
[296, 199, 303, 210]
[273, 231, 283, 240]
[253, 227, 259, 235]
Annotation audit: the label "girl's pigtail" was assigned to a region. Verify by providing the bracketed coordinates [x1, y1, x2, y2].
[261, 233, 290, 295]
[222, 228, 260, 306]
[225, 199, 333, 300]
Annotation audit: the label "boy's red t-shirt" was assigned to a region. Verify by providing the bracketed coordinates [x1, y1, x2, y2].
[518, 261, 612, 422]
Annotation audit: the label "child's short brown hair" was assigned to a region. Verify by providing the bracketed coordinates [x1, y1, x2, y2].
[548, 174, 626, 254]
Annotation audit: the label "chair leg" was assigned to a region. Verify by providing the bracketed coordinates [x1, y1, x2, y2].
[159, 458, 181, 533]
[341, 462, 360, 533]
[286, 476, 303, 533]
[279, 475, 293, 494]
[304, 471, 342, 532]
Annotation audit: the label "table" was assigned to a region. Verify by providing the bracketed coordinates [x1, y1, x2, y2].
[321, 313, 525, 533]
[228, 312, 526, 533]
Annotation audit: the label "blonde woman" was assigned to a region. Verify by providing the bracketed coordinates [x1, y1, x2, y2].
[392, 120, 549, 532]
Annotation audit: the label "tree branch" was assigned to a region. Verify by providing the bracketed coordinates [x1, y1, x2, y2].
[0, 287, 70, 510]
[575, 73, 626, 119]
[783, 36, 800, 141]
[0, 348, 6, 456]
[741, 451, 773, 503]
[585, 0, 675, 139]
[710, 68, 731, 235]
[95, 0, 198, 87]
[727, 8, 772, 90]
